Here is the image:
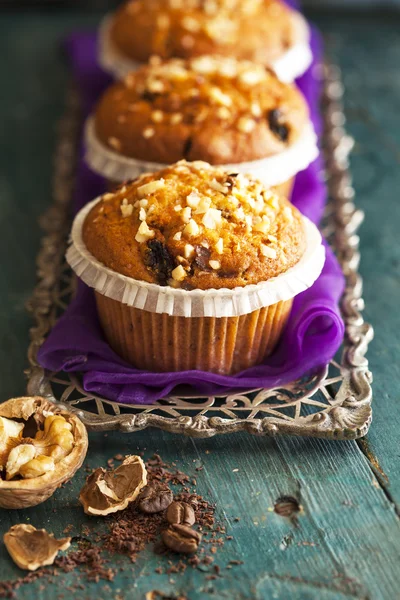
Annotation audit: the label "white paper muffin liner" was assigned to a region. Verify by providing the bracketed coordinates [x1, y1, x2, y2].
[84, 117, 319, 187]
[66, 196, 325, 319]
[98, 13, 312, 84]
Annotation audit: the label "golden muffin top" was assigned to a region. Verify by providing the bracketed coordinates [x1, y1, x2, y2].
[94, 56, 309, 165]
[109, 0, 304, 66]
[83, 161, 306, 290]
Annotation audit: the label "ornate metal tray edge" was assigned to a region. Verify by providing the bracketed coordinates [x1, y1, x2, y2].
[25, 64, 374, 440]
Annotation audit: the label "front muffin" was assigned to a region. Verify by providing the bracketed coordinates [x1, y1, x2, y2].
[100, 0, 312, 82]
[86, 57, 318, 196]
[69, 161, 324, 374]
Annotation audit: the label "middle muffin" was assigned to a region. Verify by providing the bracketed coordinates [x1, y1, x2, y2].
[85, 56, 318, 198]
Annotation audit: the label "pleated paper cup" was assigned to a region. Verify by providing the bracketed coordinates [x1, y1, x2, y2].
[66, 197, 325, 375]
[84, 117, 319, 200]
[98, 13, 313, 84]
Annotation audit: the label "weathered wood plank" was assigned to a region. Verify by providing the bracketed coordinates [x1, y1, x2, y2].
[0, 430, 399, 599]
[315, 11, 400, 506]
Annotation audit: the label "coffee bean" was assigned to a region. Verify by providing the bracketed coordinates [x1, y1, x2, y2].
[162, 524, 202, 554]
[137, 483, 173, 514]
[166, 501, 196, 526]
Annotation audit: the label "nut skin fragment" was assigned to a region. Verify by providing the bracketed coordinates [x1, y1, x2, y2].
[162, 524, 202, 554]
[4, 524, 71, 571]
[79, 455, 147, 516]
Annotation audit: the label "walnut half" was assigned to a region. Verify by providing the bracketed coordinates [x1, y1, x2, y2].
[0, 397, 88, 509]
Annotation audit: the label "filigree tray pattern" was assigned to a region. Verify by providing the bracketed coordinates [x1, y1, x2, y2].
[25, 64, 373, 439]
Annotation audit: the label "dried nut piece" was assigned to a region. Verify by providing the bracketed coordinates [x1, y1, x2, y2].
[137, 483, 173, 514]
[166, 501, 196, 526]
[4, 524, 71, 571]
[79, 455, 147, 516]
[0, 397, 88, 510]
[162, 524, 202, 554]
[0, 417, 24, 469]
[3, 414, 74, 481]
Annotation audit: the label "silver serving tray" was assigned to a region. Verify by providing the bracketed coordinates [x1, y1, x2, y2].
[26, 64, 373, 439]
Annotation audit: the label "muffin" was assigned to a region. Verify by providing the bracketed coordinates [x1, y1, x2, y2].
[99, 0, 312, 83]
[67, 161, 325, 375]
[85, 56, 318, 198]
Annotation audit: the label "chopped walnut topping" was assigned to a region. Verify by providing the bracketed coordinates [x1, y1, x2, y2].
[218, 59, 238, 78]
[194, 197, 212, 215]
[173, 231, 182, 241]
[253, 215, 271, 234]
[190, 56, 216, 75]
[186, 192, 201, 209]
[102, 193, 114, 201]
[149, 55, 162, 67]
[209, 87, 232, 107]
[171, 265, 187, 282]
[202, 208, 222, 229]
[205, 17, 236, 43]
[216, 106, 231, 120]
[183, 219, 200, 236]
[137, 179, 165, 196]
[284, 206, 294, 221]
[251, 103, 262, 118]
[210, 179, 228, 194]
[146, 79, 165, 94]
[237, 116, 256, 133]
[143, 127, 155, 139]
[120, 199, 133, 218]
[209, 260, 221, 270]
[135, 221, 155, 243]
[181, 206, 192, 223]
[260, 244, 277, 259]
[267, 234, 278, 243]
[174, 204, 183, 212]
[265, 192, 279, 209]
[215, 238, 224, 254]
[139, 208, 147, 221]
[151, 110, 164, 123]
[108, 136, 121, 151]
[181, 16, 201, 32]
[170, 113, 183, 125]
[238, 68, 266, 86]
[184, 244, 195, 258]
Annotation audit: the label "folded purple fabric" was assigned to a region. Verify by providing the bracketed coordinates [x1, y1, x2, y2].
[37, 27, 345, 404]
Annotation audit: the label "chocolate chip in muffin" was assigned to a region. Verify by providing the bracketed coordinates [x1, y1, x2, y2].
[194, 245, 211, 271]
[144, 239, 176, 285]
[268, 109, 289, 142]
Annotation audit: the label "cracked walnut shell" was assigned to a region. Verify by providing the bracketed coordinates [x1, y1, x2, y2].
[79, 455, 147, 516]
[4, 524, 71, 571]
[0, 397, 88, 509]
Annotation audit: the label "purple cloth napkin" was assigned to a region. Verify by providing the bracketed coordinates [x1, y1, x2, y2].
[37, 27, 345, 404]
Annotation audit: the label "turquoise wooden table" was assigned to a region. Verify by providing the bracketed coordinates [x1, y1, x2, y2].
[1, 8, 400, 599]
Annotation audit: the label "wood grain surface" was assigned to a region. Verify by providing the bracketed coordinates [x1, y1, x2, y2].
[0, 9, 399, 600]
